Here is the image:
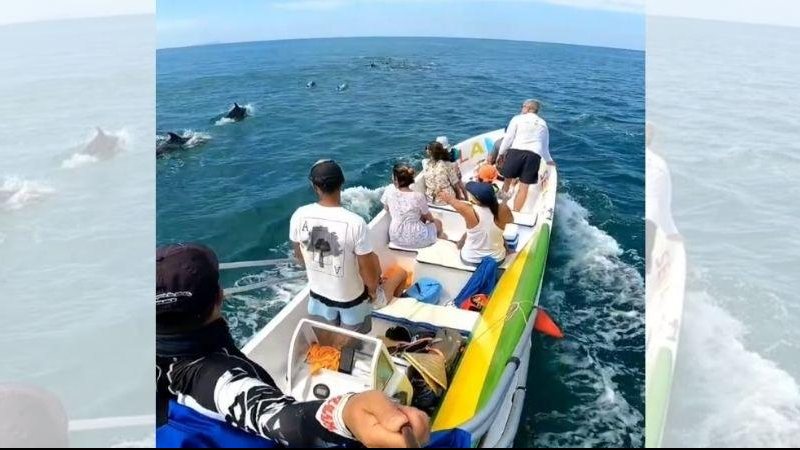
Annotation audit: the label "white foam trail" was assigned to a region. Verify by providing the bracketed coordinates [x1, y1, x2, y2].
[664, 290, 800, 447]
[182, 130, 212, 148]
[341, 185, 385, 220]
[225, 260, 308, 344]
[215, 103, 255, 126]
[156, 130, 211, 149]
[1, 176, 55, 211]
[61, 153, 100, 169]
[535, 193, 644, 447]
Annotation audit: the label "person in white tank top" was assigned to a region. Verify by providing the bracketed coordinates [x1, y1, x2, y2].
[440, 181, 514, 264]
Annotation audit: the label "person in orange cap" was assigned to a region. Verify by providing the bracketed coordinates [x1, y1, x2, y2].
[477, 164, 499, 183]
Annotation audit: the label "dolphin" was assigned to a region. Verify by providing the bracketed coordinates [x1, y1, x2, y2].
[336, 83, 348, 92]
[82, 127, 123, 159]
[306, 81, 316, 88]
[224, 103, 248, 121]
[156, 132, 191, 157]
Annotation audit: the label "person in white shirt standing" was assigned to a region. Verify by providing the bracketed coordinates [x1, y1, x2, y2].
[290, 160, 407, 333]
[497, 99, 556, 211]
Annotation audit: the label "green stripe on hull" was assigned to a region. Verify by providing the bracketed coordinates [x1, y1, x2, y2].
[477, 224, 552, 408]
[645, 348, 674, 448]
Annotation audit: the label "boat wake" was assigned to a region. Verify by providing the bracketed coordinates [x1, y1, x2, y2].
[1, 176, 55, 211]
[532, 193, 645, 448]
[223, 258, 308, 347]
[341, 185, 386, 221]
[156, 130, 212, 149]
[663, 289, 800, 447]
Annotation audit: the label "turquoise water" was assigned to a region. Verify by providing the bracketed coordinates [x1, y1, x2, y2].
[157, 37, 644, 447]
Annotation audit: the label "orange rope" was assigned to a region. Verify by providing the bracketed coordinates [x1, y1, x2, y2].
[306, 344, 341, 375]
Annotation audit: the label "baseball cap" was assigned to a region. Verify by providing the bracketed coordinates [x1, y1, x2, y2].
[477, 164, 499, 183]
[156, 243, 221, 333]
[465, 181, 498, 207]
[309, 159, 345, 190]
[435, 136, 451, 149]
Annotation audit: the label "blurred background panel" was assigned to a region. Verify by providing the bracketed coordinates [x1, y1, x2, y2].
[647, 0, 800, 447]
[0, 1, 155, 447]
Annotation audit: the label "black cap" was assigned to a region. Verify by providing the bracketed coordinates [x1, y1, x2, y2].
[465, 181, 498, 207]
[156, 243, 220, 333]
[309, 159, 345, 192]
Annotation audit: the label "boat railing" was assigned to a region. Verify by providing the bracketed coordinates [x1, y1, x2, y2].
[457, 305, 539, 445]
[218, 258, 295, 270]
[219, 258, 304, 296]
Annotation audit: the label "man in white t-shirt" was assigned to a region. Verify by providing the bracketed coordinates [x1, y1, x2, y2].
[645, 122, 681, 274]
[497, 99, 556, 211]
[290, 160, 407, 333]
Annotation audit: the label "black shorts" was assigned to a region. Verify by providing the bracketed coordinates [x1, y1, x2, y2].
[501, 149, 541, 184]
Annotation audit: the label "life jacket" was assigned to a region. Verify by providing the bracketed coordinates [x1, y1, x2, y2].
[157, 400, 277, 448]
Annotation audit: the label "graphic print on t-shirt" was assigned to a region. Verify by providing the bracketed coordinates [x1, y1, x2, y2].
[300, 218, 349, 278]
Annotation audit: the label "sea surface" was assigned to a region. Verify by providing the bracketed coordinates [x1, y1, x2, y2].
[0, 15, 155, 447]
[649, 17, 800, 447]
[157, 37, 645, 447]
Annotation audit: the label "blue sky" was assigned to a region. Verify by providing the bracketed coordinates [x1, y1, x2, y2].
[157, 0, 644, 50]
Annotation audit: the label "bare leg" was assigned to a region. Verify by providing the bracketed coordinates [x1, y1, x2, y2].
[433, 218, 447, 240]
[502, 177, 514, 194]
[382, 266, 409, 298]
[513, 182, 530, 212]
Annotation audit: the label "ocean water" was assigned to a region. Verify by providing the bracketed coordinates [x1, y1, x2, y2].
[0, 16, 154, 447]
[649, 18, 800, 447]
[157, 37, 645, 447]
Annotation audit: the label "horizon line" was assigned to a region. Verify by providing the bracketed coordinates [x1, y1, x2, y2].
[157, 35, 644, 53]
[0, 12, 152, 28]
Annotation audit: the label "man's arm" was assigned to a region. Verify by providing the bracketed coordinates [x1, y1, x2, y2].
[440, 191, 479, 229]
[289, 210, 306, 268]
[170, 355, 430, 447]
[292, 241, 306, 268]
[498, 118, 517, 156]
[168, 355, 352, 447]
[540, 123, 554, 165]
[353, 218, 381, 297]
[358, 252, 382, 297]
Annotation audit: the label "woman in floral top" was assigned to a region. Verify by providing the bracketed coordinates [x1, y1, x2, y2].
[422, 141, 467, 205]
[382, 163, 445, 248]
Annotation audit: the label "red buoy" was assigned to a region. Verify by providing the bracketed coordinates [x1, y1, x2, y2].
[534, 309, 564, 339]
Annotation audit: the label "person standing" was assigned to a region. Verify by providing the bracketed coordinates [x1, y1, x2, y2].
[290, 160, 407, 333]
[497, 99, 555, 211]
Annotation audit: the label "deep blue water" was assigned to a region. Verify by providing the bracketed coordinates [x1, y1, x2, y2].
[157, 37, 644, 447]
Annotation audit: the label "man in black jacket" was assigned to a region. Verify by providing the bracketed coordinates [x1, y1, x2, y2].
[156, 243, 429, 448]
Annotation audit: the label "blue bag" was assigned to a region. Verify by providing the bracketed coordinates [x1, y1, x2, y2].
[405, 278, 442, 304]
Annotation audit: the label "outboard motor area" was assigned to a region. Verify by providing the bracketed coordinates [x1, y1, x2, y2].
[287, 319, 413, 405]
